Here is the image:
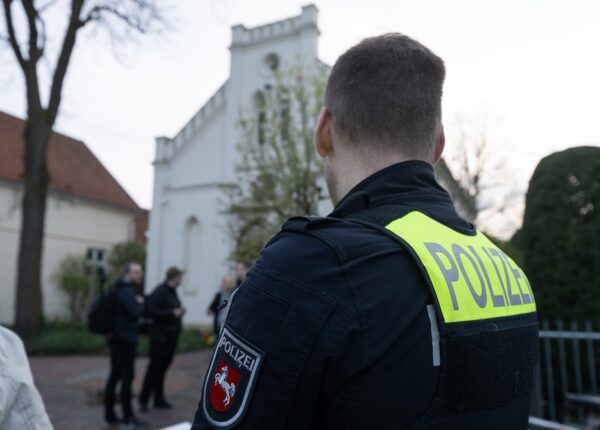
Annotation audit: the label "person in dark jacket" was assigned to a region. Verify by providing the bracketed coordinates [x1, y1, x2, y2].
[191, 34, 538, 429]
[139, 267, 186, 411]
[104, 262, 146, 428]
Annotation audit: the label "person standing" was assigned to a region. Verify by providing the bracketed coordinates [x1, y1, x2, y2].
[104, 262, 146, 428]
[207, 276, 235, 337]
[234, 261, 252, 288]
[214, 262, 251, 336]
[192, 34, 538, 429]
[139, 267, 186, 411]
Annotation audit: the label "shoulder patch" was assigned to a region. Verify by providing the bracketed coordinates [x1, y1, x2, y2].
[202, 326, 265, 429]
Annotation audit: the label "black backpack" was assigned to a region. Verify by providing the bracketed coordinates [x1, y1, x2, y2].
[87, 288, 117, 335]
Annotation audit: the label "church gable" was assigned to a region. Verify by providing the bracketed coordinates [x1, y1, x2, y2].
[155, 82, 227, 166]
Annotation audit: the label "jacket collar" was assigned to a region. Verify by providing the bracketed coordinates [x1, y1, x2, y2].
[116, 279, 135, 289]
[329, 160, 454, 218]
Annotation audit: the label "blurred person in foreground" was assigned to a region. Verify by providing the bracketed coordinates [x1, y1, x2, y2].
[234, 261, 252, 287]
[139, 267, 186, 411]
[192, 34, 538, 429]
[0, 326, 53, 430]
[104, 262, 146, 428]
[208, 276, 235, 337]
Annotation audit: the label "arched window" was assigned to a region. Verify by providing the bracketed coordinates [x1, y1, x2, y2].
[278, 87, 291, 142]
[182, 216, 201, 294]
[254, 90, 267, 145]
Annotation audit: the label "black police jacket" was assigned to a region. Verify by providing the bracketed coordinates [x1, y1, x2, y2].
[192, 161, 537, 430]
[114, 279, 145, 344]
[146, 283, 182, 337]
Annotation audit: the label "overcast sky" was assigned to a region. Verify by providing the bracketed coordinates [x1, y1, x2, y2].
[1, 0, 599, 235]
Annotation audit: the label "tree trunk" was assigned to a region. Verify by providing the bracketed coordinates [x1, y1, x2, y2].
[14, 111, 51, 338]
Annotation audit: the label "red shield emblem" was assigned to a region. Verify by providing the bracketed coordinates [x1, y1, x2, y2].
[210, 359, 241, 412]
[202, 327, 264, 428]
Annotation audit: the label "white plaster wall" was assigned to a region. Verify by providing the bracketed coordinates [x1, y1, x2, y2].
[168, 103, 228, 189]
[0, 182, 136, 324]
[145, 158, 167, 293]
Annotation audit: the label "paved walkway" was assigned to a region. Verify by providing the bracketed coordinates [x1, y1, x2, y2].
[30, 350, 213, 430]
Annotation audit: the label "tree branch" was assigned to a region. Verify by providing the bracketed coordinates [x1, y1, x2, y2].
[80, 1, 163, 34]
[2, 0, 26, 70]
[47, 0, 84, 124]
[20, 0, 44, 62]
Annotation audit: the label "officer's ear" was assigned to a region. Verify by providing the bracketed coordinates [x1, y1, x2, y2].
[433, 125, 445, 164]
[315, 107, 333, 158]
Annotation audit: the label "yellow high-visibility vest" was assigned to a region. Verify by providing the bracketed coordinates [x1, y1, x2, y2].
[386, 211, 536, 324]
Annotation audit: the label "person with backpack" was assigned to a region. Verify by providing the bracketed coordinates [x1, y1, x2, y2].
[138, 267, 186, 412]
[103, 262, 147, 428]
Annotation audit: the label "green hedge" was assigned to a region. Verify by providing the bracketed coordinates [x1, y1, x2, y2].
[26, 322, 212, 355]
[516, 146, 600, 322]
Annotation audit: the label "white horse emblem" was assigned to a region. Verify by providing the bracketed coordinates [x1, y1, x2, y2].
[214, 365, 237, 406]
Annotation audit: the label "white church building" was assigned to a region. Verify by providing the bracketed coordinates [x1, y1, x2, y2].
[146, 5, 472, 326]
[146, 6, 323, 325]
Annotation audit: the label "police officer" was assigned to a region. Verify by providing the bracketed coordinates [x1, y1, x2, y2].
[139, 267, 186, 411]
[192, 34, 538, 429]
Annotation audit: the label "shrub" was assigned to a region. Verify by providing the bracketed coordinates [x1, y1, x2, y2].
[26, 322, 106, 355]
[26, 322, 212, 355]
[55, 256, 94, 323]
[517, 146, 600, 321]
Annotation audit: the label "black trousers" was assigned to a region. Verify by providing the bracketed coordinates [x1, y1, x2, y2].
[104, 338, 137, 421]
[140, 332, 178, 405]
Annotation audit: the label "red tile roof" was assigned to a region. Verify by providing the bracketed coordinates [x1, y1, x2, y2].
[0, 111, 138, 211]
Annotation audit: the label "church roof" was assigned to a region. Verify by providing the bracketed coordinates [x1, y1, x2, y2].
[0, 111, 139, 211]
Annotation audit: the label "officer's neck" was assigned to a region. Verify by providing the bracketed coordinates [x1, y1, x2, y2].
[333, 152, 419, 205]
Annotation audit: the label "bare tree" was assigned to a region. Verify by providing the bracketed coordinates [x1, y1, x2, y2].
[445, 115, 519, 236]
[1, 0, 166, 337]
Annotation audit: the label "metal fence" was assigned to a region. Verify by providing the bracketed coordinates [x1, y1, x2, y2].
[531, 320, 600, 426]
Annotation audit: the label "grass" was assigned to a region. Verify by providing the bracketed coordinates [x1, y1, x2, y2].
[26, 321, 213, 356]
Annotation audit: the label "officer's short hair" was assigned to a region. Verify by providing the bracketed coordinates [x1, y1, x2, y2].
[325, 33, 445, 160]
